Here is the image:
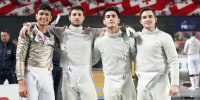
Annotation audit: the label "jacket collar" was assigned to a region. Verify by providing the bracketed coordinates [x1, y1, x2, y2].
[105, 29, 122, 38]
[191, 36, 196, 39]
[69, 25, 83, 31]
[1, 41, 12, 47]
[141, 27, 159, 35]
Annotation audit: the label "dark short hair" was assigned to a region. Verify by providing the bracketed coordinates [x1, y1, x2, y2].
[139, 7, 156, 19]
[1, 29, 10, 36]
[69, 6, 85, 16]
[36, 3, 52, 15]
[103, 7, 120, 19]
[191, 31, 196, 36]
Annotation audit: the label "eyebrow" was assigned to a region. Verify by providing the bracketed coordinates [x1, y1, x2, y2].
[39, 12, 50, 14]
[142, 14, 153, 17]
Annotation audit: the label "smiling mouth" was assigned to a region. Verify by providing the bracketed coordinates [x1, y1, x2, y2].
[40, 18, 47, 21]
[40, 20, 47, 23]
[41, 19, 47, 21]
[146, 23, 151, 25]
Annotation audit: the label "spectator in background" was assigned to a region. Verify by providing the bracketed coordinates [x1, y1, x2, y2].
[12, 39, 18, 45]
[0, 30, 17, 84]
[52, 50, 62, 100]
[184, 31, 200, 90]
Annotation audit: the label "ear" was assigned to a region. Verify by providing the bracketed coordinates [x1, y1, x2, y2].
[155, 17, 158, 23]
[140, 19, 142, 25]
[68, 15, 71, 21]
[50, 16, 52, 21]
[83, 16, 85, 21]
[103, 19, 106, 25]
[35, 13, 39, 22]
[118, 18, 120, 24]
[35, 14, 38, 20]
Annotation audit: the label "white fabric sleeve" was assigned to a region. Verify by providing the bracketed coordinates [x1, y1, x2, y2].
[129, 38, 136, 61]
[92, 38, 101, 65]
[16, 36, 30, 80]
[183, 40, 189, 53]
[90, 27, 105, 38]
[48, 26, 67, 40]
[162, 34, 179, 86]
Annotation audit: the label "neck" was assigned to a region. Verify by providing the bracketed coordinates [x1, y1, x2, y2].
[71, 24, 82, 27]
[107, 26, 119, 34]
[2, 42, 7, 46]
[145, 26, 156, 31]
[36, 24, 47, 33]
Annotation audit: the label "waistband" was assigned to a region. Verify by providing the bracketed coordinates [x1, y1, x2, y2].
[105, 73, 132, 80]
[136, 71, 167, 89]
[26, 66, 52, 71]
[63, 65, 91, 72]
[188, 54, 199, 56]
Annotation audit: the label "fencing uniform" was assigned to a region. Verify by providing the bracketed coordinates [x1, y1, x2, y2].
[184, 36, 200, 89]
[50, 25, 103, 100]
[135, 28, 179, 100]
[93, 29, 137, 100]
[16, 25, 59, 100]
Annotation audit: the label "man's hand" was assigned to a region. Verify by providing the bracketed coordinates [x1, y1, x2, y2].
[169, 85, 179, 96]
[183, 53, 187, 57]
[99, 30, 106, 37]
[19, 25, 31, 39]
[18, 80, 28, 97]
[51, 20, 56, 26]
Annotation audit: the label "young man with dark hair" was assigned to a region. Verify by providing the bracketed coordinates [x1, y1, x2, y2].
[184, 31, 200, 90]
[68, 5, 85, 17]
[19, 5, 103, 100]
[16, 3, 59, 100]
[135, 7, 179, 100]
[93, 7, 136, 100]
[0, 30, 17, 84]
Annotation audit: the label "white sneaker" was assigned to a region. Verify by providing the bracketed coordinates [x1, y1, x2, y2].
[195, 87, 199, 89]
[188, 87, 196, 90]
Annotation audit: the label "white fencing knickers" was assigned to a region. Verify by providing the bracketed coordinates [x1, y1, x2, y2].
[104, 73, 136, 100]
[61, 66, 97, 100]
[188, 55, 199, 75]
[22, 67, 55, 100]
[136, 72, 170, 100]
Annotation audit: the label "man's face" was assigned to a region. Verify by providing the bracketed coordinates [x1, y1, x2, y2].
[35, 10, 52, 26]
[1, 32, 10, 43]
[69, 10, 85, 27]
[140, 10, 157, 31]
[103, 11, 120, 29]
